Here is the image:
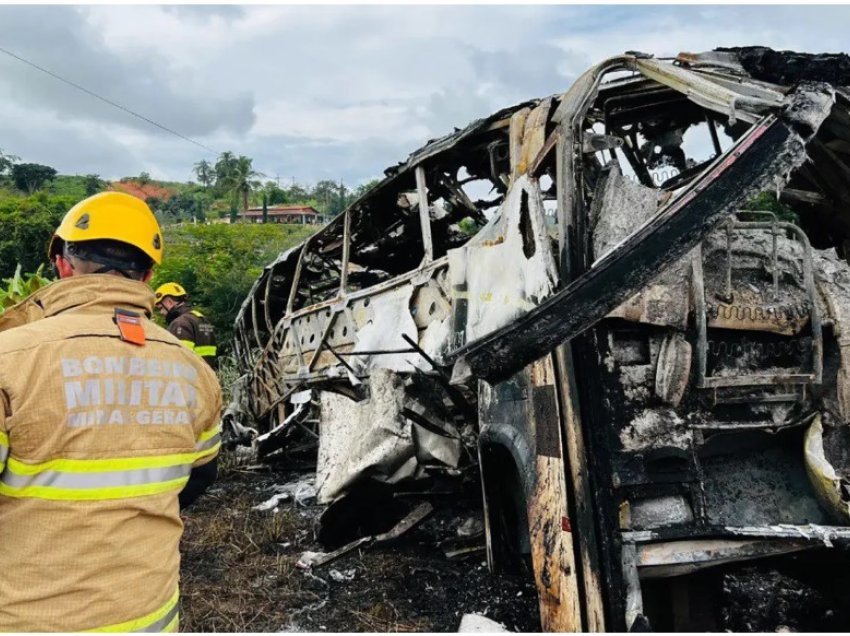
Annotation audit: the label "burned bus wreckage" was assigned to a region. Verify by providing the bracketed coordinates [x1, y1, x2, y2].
[230, 47, 850, 630]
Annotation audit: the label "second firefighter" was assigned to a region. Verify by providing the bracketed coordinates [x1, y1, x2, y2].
[154, 282, 218, 369]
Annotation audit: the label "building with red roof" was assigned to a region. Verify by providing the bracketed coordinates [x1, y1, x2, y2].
[237, 204, 325, 225]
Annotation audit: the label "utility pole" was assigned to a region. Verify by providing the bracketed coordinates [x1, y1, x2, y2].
[338, 179, 345, 216]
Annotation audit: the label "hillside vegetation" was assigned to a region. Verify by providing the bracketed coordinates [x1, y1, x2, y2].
[0, 194, 314, 343]
[0, 149, 330, 346]
[152, 223, 315, 345]
[0, 192, 75, 275]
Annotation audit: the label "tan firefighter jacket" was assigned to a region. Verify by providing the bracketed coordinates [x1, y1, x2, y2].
[0, 274, 222, 632]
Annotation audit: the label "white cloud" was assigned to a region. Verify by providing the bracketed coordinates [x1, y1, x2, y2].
[253, 99, 429, 143]
[0, 4, 847, 187]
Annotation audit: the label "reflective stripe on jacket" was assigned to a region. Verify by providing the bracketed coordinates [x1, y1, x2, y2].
[0, 275, 222, 632]
[166, 304, 217, 369]
[87, 587, 180, 633]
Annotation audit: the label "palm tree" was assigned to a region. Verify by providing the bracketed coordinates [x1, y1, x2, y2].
[193, 159, 215, 189]
[213, 152, 236, 195]
[217, 154, 262, 212]
[234, 156, 263, 211]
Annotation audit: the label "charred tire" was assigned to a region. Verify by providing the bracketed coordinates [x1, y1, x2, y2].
[479, 443, 534, 578]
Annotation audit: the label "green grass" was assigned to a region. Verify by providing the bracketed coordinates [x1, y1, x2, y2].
[46, 175, 89, 199]
[157, 180, 197, 194]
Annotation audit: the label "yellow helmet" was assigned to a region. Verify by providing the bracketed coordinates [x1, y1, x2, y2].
[48, 191, 163, 265]
[154, 282, 188, 304]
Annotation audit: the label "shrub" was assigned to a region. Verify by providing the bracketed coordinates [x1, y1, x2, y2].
[0, 264, 51, 313]
[152, 223, 316, 348]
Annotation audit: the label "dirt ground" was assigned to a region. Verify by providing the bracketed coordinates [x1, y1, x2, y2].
[178, 457, 540, 632]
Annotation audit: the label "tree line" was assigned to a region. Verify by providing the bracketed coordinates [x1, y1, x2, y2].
[0, 147, 381, 341]
[1, 149, 107, 198]
[192, 153, 379, 221]
[0, 148, 381, 226]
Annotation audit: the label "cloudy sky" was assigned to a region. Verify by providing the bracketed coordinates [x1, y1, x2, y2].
[0, 4, 848, 188]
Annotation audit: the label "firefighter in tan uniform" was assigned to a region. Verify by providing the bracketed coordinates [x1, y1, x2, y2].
[0, 192, 222, 632]
[154, 282, 218, 370]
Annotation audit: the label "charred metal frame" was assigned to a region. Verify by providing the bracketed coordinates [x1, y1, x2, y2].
[231, 47, 850, 633]
[693, 215, 824, 390]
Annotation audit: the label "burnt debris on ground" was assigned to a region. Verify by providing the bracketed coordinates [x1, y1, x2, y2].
[179, 462, 539, 633]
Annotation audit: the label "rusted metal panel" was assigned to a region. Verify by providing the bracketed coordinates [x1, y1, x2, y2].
[633, 57, 784, 122]
[635, 539, 810, 578]
[509, 107, 532, 183]
[515, 99, 552, 181]
[415, 166, 433, 264]
[554, 344, 606, 632]
[526, 356, 582, 632]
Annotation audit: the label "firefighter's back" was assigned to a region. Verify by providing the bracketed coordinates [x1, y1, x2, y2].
[0, 275, 221, 632]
